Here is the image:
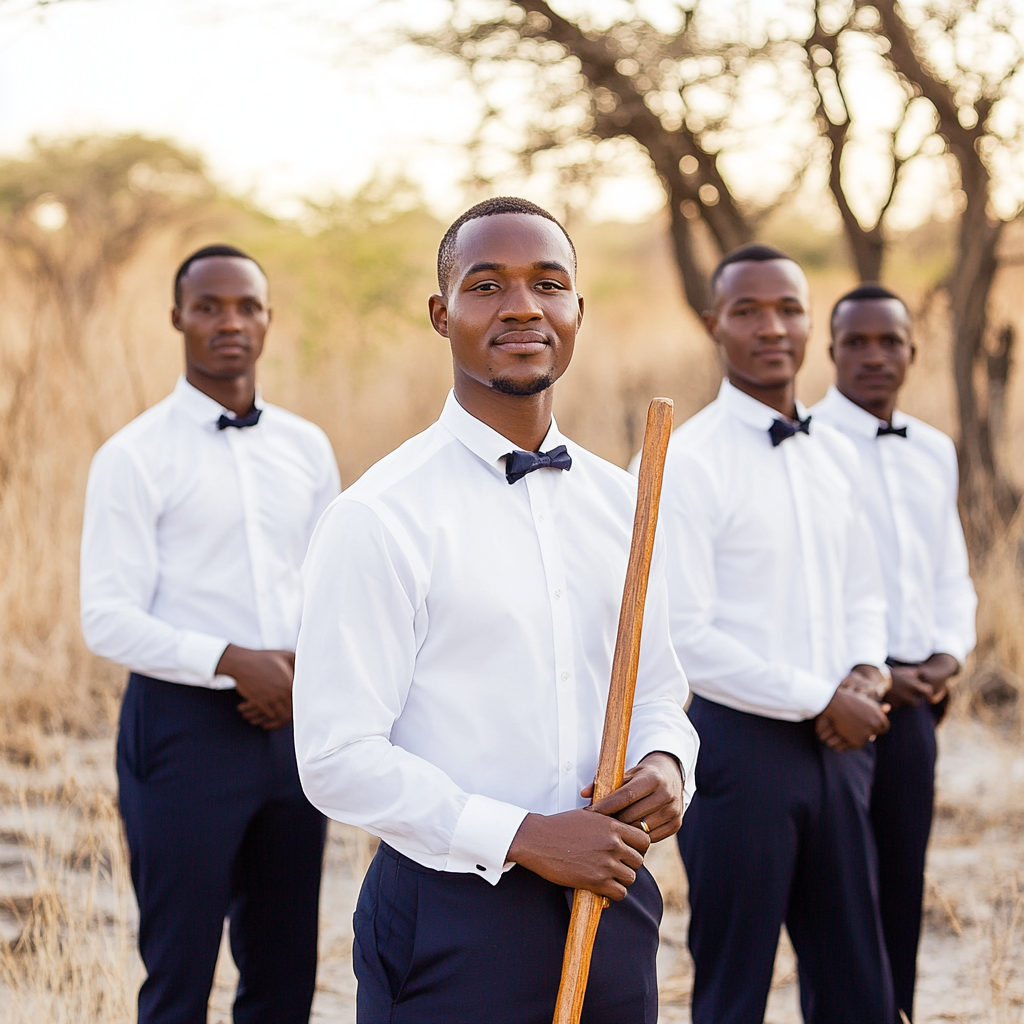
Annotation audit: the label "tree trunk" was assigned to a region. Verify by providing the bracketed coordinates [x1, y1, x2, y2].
[948, 189, 1015, 553]
[666, 202, 711, 315]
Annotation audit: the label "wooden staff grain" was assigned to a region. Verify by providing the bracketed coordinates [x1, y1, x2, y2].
[551, 397, 674, 1024]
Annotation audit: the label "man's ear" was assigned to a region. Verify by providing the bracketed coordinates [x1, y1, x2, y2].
[428, 293, 449, 338]
[909, 343, 917, 365]
[701, 309, 717, 340]
[576, 293, 585, 329]
[171, 306, 182, 332]
[828, 344, 835, 365]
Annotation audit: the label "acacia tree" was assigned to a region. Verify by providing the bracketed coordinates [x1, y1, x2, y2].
[415, 1, 820, 313]
[0, 134, 212, 486]
[414, 0, 1024, 554]
[871, 0, 1023, 549]
[805, 0, 1024, 549]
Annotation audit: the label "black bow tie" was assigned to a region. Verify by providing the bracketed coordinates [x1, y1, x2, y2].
[769, 416, 811, 447]
[217, 408, 262, 430]
[877, 424, 908, 438]
[504, 445, 572, 484]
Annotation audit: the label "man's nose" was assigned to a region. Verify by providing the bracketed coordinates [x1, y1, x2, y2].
[757, 308, 787, 338]
[861, 342, 886, 365]
[500, 282, 542, 321]
[218, 306, 245, 332]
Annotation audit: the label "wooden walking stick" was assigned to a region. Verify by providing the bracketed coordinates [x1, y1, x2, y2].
[551, 397, 674, 1024]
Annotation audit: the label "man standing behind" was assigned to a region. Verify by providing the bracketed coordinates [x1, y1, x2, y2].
[813, 284, 977, 1023]
[81, 245, 340, 1024]
[660, 244, 895, 1024]
[293, 197, 699, 1023]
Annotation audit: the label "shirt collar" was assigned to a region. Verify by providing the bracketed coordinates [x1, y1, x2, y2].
[819, 384, 907, 439]
[717, 378, 809, 432]
[438, 389, 567, 478]
[171, 375, 265, 430]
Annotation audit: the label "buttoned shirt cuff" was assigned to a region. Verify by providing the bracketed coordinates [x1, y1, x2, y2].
[790, 668, 840, 719]
[176, 632, 233, 688]
[446, 794, 529, 886]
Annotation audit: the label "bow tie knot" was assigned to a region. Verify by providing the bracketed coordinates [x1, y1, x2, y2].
[217, 408, 262, 430]
[504, 445, 572, 484]
[768, 415, 811, 447]
[877, 423, 908, 438]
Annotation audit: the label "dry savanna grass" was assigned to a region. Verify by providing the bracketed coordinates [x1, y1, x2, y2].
[0, 137, 1022, 1020]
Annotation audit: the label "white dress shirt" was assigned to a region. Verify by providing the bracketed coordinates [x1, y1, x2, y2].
[293, 391, 698, 885]
[812, 386, 976, 664]
[81, 376, 340, 687]
[657, 379, 888, 722]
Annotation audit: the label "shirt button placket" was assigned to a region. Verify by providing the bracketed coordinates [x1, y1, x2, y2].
[879, 441, 912, 654]
[525, 473, 578, 810]
[226, 429, 271, 646]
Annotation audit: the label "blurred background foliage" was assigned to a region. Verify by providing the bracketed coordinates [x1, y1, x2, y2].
[0, 7, 1021, 1017]
[0, 128, 1020, 747]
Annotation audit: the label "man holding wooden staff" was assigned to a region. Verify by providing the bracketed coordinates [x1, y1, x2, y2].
[659, 245, 895, 1023]
[292, 197, 699, 1023]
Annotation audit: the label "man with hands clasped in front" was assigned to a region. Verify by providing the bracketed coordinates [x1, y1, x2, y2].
[657, 244, 896, 1024]
[81, 245, 340, 1024]
[293, 197, 698, 1024]
[813, 284, 977, 1024]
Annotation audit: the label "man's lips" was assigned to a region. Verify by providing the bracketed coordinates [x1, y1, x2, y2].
[210, 338, 249, 355]
[492, 330, 548, 354]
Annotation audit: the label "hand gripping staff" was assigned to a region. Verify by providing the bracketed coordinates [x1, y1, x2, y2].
[552, 397, 674, 1024]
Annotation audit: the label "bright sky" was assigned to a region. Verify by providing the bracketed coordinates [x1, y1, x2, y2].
[0, 0, 666, 220]
[1, 0, 1011, 228]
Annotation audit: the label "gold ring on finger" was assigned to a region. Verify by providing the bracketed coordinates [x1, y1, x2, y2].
[638, 819, 650, 834]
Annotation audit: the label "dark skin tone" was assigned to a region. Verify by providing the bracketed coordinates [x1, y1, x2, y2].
[705, 259, 891, 751]
[703, 259, 811, 419]
[428, 213, 683, 900]
[172, 256, 294, 731]
[831, 297, 961, 708]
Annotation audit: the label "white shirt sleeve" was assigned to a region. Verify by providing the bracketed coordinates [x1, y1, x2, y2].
[293, 500, 529, 885]
[662, 454, 837, 720]
[310, 433, 342, 534]
[627, 537, 700, 809]
[842, 505, 889, 672]
[931, 450, 977, 664]
[80, 443, 231, 686]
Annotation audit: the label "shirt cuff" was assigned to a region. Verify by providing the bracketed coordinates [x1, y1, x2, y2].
[789, 667, 839, 719]
[176, 631, 232, 687]
[446, 794, 529, 886]
[626, 731, 699, 811]
[931, 633, 969, 667]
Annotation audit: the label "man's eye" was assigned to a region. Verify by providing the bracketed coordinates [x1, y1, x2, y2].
[537, 281, 564, 291]
[473, 282, 499, 292]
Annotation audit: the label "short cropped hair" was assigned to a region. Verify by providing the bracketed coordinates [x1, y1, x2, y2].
[709, 243, 794, 300]
[174, 244, 264, 306]
[436, 197, 577, 295]
[829, 283, 910, 338]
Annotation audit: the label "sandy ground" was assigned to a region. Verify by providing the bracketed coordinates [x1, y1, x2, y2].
[1, 715, 1021, 1023]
